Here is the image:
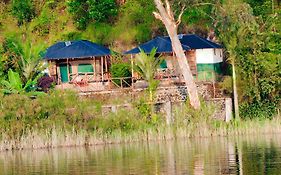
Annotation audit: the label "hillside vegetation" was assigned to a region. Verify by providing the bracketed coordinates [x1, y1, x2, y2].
[0, 0, 280, 119]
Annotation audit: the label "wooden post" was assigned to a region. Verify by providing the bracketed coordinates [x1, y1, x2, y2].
[101, 57, 104, 82]
[225, 98, 233, 122]
[213, 80, 216, 98]
[165, 100, 173, 125]
[67, 58, 70, 82]
[56, 63, 60, 84]
[105, 56, 108, 74]
[94, 57, 96, 79]
[112, 105, 117, 113]
[131, 54, 134, 88]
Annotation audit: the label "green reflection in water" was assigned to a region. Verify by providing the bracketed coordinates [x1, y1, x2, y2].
[0, 135, 281, 175]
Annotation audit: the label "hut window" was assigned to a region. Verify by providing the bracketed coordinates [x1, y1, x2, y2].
[78, 64, 94, 73]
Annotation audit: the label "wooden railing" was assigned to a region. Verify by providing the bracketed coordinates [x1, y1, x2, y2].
[69, 72, 111, 85]
[55, 69, 225, 92]
[155, 68, 224, 83]
[109, 77, 133, 89]
[155, 68, 180, 80]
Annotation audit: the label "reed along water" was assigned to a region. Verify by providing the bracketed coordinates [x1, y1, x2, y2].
[1, 134, 281, 175]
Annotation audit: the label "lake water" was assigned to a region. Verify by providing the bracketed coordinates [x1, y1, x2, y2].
[1, 134, 281, 175]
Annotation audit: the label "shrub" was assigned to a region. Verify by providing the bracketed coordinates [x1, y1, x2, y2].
[11, 0, 35, 25]
[30, 7, 52, 36]
[67, 0, 118, 30]
[110, 63, 132, 87]
[240, 100, 278, 119]
[87, 0, 117, 22]
[1, 37, 23, 74]
[62, 32, 82, 41]
[37, 75, 55, 92]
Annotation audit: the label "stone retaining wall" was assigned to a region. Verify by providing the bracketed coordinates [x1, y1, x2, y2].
[82, 83, 231, 121]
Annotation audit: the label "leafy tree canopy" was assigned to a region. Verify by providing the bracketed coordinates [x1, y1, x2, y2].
[11, 0, 35, 25]
[67, 0, 118, 30]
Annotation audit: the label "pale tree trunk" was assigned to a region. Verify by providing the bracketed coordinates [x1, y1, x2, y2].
[153, 0, 200, 109]
[232, 59, 240, 119]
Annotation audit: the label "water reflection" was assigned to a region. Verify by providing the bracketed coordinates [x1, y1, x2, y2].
[0, 135, 281, 174]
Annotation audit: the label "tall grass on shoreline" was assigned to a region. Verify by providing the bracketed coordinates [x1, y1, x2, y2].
[1, 118, 281, 151]
[0, 91, 280, 151]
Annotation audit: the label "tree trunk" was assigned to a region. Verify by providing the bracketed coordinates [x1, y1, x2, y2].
[153, 0, 200, 109]
[232, 61, 240, 119]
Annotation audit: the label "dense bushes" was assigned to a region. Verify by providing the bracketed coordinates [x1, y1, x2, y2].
[0, 0, 279, 121]
[30, 6, 53, 36]
[0, 37, 23, 76]
[0, 91, 164, 138]
[110, 63, 132, 86]
[0, 90, 222, 140]
[240, 100, 278, 119]
[214, 0, 281, 119]
[11, 0, 35, 25]
[67, 0, 118, 30]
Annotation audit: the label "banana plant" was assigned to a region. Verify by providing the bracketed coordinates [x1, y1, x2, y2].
[0, 69, 42, 95]
[0, 38, 46, 95]
[14, 40, 46, 83]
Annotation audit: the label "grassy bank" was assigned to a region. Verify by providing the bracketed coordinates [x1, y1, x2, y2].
[0, 91, 280, 151]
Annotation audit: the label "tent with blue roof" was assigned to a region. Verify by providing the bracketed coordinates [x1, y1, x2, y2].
[124, 34, 222, 55]
[44, 40, 111, 60]
[44, 40, 112, 84]
[124, 36, 190, 54]
[125, 34, 224, 81]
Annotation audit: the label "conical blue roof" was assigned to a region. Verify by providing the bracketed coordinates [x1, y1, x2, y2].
[124, 34, 222, 55]
[44, 40, 111, 60]
[124, 37, 190, 54]
[178, 34, 222, 49]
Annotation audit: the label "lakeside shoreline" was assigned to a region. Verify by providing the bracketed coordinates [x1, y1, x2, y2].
[0, 92, 279, 152]
[1, 117, 281, 152]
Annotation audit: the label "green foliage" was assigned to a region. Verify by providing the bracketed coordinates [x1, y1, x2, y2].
[173, 99, 215, 128]
[30, 6, 53, 36]
[219, 76, 233, 95]
[19, 41, 46, 83]
[110, 63, 132, 86]
[134, 98, 151, 118]
[62, 32, 83, 41]
[111, 0, 157, 45]
[240, 100, 278, 119]
[0, 69, 42, 95]
[11, 0, 35, 25]
[180, 1, 214, 34]
[0, 91, 163, 139]
[246, 0, 274, 18]
[67, 0, 90, 30]
[135, 48, 161, 102]
[0, 37, 46, 94]
[67, 0, 117, 30]
[0, 37, 23, 75]
[0, 0, 279, 120]
[1, 69, 23, 94]
[87, 0, 117, 22]
[214, 0, 281, 119]
[82, 22, 113, 44]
